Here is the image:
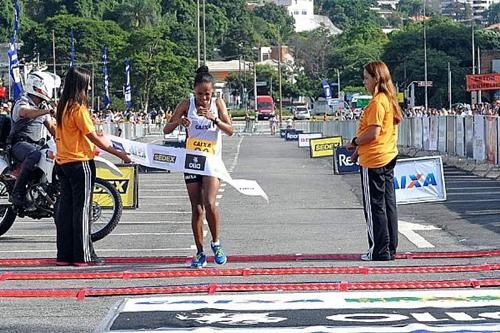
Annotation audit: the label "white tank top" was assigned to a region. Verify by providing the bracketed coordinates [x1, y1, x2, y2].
[186, 96, 222, 157]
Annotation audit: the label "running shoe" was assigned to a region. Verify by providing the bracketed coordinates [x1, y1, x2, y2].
[190, 252, 207, 268]
[211, 242, 227, 265]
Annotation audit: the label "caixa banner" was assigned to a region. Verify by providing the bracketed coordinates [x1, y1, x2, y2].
[334, 147, 360, 174]
[394, 156, 446, 204]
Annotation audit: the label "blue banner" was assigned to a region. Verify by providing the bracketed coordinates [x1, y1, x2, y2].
[102, 47, 111, 109]
[70, 29, 75, 67]
[334, 147, 360, 174]
[9, 1, 22, 100]
[124, 58, 132, 109]
[321, 79, 332, 101]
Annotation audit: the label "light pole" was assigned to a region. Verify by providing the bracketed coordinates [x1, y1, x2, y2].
[278, 43, 283, 127]
[203, 0, 206, 64]
[423, 0, 428, 112]
[336, 68, 341, 98]
[196, 0, 200, 67]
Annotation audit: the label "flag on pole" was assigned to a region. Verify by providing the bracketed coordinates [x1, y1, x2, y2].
[9, 0, 22, 100]
[69, 29, 75, 67]
[124, 58, 132, 109]
[102, 47, 111, 109]
[322, 79, 332, 106]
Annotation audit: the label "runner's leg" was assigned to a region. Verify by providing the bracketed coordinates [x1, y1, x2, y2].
[186, 181, 204, 252]
[202, 176, 221, 242]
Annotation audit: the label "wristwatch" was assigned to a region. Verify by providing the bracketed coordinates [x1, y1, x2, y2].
[351, 137, 358, 146]
[213, 117, 220, 125]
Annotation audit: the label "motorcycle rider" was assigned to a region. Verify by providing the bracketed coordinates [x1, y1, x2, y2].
[8, 71, 61, 209]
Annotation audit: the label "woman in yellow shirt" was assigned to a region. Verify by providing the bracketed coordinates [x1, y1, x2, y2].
[54, 67, 130, 266]
[347, 61, 403, 261]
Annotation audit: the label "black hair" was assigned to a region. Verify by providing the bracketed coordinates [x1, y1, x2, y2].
[194, 65, 215, 88]
[56, 66, 91, 128]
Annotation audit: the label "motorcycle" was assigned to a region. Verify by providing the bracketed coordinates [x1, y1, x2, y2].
[0, 119, 123, 242]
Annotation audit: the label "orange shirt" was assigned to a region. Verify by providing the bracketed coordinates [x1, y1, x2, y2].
[55, 103, 96, 165]
[356, 93, 398, 168]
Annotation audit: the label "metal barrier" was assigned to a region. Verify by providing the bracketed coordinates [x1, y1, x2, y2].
[100, 116, 500, 165]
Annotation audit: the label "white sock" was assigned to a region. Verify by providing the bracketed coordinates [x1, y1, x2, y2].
[211, 240, 220, 246]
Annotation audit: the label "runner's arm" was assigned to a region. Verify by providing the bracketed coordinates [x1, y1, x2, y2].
[163, 100, 189, 134]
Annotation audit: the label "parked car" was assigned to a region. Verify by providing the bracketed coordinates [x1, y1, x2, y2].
[293, 106, 311, 120]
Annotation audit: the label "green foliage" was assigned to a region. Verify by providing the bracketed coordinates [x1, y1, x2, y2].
[485, 3, 500, 26]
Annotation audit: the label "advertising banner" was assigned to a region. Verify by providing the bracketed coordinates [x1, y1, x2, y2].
[437, 117, 447, 152]
[465, 117, 474, 158]
[310, 136, 343, 158]
[466, 73, 500, 91]
[334, 147, 360, 174]
[96, 164, 138, 208]
[446, 117, 456, 155]
[429, 117, 438, 151]
[280, 128, 287, 138]
[455, 117, 465, 157]
[413, 117, 423, 149]
[108, 135, 269, 202]
[284, 129, 304, 141]
[485, 116, 498, 164]
[298, 132, 323, 148]
[473, 116, 486, 161]
[422, 117, 430, 150]
[394, 156, 446, 205]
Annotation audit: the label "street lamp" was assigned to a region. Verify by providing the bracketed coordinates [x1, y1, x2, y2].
[423, 0, 428, 112]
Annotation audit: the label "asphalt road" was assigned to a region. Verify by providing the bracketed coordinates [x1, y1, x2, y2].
[0, 133, 498, 332]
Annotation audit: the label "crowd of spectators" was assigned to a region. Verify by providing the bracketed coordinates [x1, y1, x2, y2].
[403, 101, 500, 118]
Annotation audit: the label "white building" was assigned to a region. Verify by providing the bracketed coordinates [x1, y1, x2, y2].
[472, 0, 500, 22]
[271, 0, 342, 35]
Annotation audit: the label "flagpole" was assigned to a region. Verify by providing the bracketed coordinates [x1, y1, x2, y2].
[197, 0, 200, 67]
[52, 29, 57, 101]
[203, 0, 206, 64]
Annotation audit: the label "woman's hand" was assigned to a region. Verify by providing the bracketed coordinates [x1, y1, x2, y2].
[351, 150, 359, 164]
[116, 150, 132, 163]
[346, 141, 356, 152]
[197, 107, 216, 122]
[178, 116, 192, 127]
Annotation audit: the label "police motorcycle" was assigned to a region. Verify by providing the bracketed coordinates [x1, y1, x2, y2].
[0, 73, 123, 241]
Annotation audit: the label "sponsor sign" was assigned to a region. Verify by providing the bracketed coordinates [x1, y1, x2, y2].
[298, 132, 322, 148]
[466, 73, 500, 91]
[394, 156, 446, 205]
[334, 147, 360, 174]
[96, 164, 138, 208]
[416, 80, 433, 87]
[108, 135, 268, 202]
[185, 154, 207, 171]
[285, 129, 304, 141]
[310, 136, 343, 158]
[186, 138, 216, 155]
[96, 290, 500, 333]
[279, 128, 287, 138]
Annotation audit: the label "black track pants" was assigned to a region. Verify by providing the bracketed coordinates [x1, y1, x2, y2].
[54, 160, 97, 263]
[360, 156, 398, 260]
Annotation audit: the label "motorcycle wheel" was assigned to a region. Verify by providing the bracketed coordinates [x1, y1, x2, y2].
[91, 178, 123, 242]
[0, 180, 17, 237]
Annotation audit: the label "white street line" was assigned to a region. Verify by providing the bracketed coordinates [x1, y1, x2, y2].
[220, 183, 227, 187]
[140, 196, 189, 199]
[218, 189, 225, 193]
[0, 247, 195, 253]
[123, 211, 190, 214]
[4, 232, 194, 237]
[139, 189, 187, 192]
[216, 195, 223, 199]
[15, 220, 191, 224]
[447, 186, 500, 190]
[446, 198, 500, 203]
[447, 191, 500, 195]
[399, 220, 440, 248]
[228, 136, 244, 173]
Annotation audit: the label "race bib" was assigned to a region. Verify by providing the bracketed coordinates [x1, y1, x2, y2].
[186, 138, 217, 155]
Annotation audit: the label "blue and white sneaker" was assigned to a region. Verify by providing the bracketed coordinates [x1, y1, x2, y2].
[211, 241, 227, 265]
[190, 252, 207, 268]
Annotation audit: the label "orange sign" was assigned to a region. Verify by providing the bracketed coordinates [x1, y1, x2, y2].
[466, 73, 500, 91]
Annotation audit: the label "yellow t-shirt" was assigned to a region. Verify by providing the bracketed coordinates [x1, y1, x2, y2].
[55, 103, 96, 165]
[356, 93, 398, 168]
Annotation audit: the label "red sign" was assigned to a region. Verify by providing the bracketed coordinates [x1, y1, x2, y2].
[0, 87, 6, 99]
[466, 73, 500, 91]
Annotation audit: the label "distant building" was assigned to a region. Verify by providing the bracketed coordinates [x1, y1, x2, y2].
[270, 0, 342, 35]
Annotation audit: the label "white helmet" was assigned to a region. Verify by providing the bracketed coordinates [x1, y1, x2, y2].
[25, 71, 61, 101]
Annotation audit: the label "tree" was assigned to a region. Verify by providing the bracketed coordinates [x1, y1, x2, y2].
[105, 0, 162, 30]
[314, 0, 383, 31]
